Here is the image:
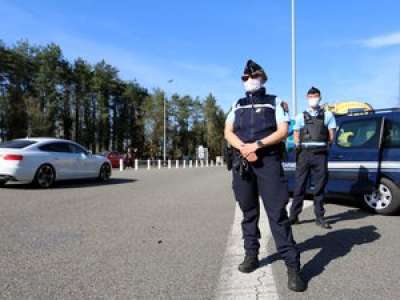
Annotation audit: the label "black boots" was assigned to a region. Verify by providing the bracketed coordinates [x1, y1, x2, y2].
[238, 255, 259, 273]
[316, 217, 331, 229]
[290, 215, 331, 229]
[239, 256, 306, 292]
[287, 267, 306, 292]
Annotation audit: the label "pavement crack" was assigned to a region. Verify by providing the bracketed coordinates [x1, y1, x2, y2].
[255, 268, 268, 300]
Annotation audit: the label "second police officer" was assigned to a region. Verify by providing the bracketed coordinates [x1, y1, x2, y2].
[224, 60, 306, 292]
[289, 87, 336, 229]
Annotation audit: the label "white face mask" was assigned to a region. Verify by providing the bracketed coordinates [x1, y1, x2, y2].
[308, 97, 321, 108]
[244, 78, 262, 92]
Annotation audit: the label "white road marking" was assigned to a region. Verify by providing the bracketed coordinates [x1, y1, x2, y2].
[215, 199, 312, 299]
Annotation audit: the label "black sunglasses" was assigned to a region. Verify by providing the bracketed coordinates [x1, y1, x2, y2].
[241, 73, 262, 81]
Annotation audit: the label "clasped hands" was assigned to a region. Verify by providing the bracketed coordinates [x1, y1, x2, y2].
[239, 143, 259, 162]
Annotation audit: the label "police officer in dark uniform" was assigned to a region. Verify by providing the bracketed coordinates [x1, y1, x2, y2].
[289, 87, 336, 229]
[224, 60, 306, 292]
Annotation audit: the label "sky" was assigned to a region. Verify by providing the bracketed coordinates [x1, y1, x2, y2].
[1, 0, 400, 114]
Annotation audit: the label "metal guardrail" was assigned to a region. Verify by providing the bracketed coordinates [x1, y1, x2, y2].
[119, 159, 225, 171]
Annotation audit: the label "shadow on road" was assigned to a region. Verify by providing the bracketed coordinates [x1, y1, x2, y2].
[298, 208, 372, 225]
[260, 225, 380, 284]
[2, 178, 137, 190]
[298, 225, 380, 283]
[259, 252, 281, 268]
[259, 208, 380, 278]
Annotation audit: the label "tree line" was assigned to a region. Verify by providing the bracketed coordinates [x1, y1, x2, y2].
[0, 40, 226, 159]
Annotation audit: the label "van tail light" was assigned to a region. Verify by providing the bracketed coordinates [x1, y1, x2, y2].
[3, 154, 24, 161]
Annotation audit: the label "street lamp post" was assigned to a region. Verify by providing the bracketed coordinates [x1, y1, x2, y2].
[291, 0, 297, 116]
[163, 95, 166, 162]
[164, 79, 174, 162]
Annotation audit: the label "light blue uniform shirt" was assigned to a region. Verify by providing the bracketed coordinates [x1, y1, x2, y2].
[293, 107, 336, 147]
[225, 97, 290, 125]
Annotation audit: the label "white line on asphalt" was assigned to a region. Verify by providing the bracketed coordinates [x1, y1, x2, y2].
[215, 199, 312, 299]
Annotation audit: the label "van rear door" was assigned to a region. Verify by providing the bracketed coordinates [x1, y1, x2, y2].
[327, 116, 384, 195]
[380, 114, 400, 181]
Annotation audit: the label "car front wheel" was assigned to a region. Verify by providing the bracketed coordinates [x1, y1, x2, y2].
[98, 163, 111, 182]
[363, 178, 400, 215]
[33, 164, 56, 189]
[0, 180, 7, 187]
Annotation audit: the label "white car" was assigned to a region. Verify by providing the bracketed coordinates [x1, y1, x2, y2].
[0, 138, 112, 188]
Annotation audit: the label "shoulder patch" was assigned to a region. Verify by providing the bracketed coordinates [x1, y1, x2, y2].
[280, 101, 289, 113]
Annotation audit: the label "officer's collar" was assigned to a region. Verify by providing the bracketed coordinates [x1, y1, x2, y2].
[246, 87, 266, 97]
[307, 105, 322, 113]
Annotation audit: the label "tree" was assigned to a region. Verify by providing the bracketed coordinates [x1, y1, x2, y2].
[142, 88, 167, 158]
[92, 60, 119, 152]
[5, 41, 34, 139]
[0, 40, 10, 139]
[0, 40, 226, 159]
[30, 44, 60, 136]
[119, 81, 148, 154]
[203, 93, 225, 158]
[72, 58, 94, 148]
[189, 97, 206, 156]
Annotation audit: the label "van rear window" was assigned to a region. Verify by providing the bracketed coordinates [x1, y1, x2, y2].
[0, 140, 37, 149]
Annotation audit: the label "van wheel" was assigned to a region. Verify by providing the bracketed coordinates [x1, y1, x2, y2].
[98, 163, 111, 182]
[363, 178, 400, 215]
[33, 164, 56, 189]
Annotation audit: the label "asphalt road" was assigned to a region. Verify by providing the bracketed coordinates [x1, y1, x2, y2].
[270, 198, 400, 300]
[0, 168, 235, 299]
[1, 167, 400, 299]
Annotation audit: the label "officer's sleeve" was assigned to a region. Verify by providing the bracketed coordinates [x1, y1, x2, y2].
[225, 109, 235, 124]
[275, 97, 290, 125]
[325, 111, 337, 129]
[292, 113, 304, 131]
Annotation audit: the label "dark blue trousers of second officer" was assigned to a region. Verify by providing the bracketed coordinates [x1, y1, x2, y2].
[290, 149, 328, 221]
[232, 151, 300, 270]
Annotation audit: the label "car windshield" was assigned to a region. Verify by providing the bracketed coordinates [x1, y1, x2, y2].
[0, 140, 37, 149]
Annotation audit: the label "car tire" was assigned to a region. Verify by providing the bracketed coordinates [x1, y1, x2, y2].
[33, 164, 56, 189]
[98, 163, 111, 182]
[0, 180, 7, 187]
[363, 178, 400, 215]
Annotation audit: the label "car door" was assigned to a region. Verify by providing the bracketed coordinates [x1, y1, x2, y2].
[68, 143, 98, 178]
[327, 116, 384, 195]
[39, 142, 76, 179]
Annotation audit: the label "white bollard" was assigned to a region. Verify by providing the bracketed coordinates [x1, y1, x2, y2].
[158, 160, 161, 169]
[119, 158, 124, 171]
[176, 160, 179, 168]
[195, 160, 198, 168]
[189, 160, 193, 168]
[147, 159, 151, 170]
[183, 160, 186, 168]
[168, 160, 171, 169]
[206, 160, 209, 167]
[135, 159, 139, 170]
[211, 160, 214, 167]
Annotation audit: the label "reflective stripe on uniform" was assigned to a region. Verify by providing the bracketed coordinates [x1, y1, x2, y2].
[234, 103, 276, 111]
[300, 142, 328, 147]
